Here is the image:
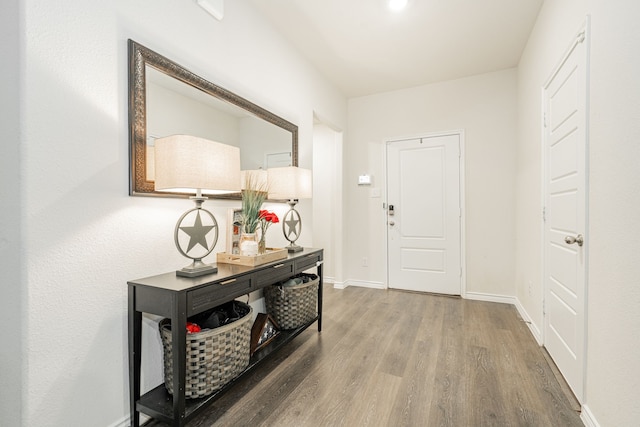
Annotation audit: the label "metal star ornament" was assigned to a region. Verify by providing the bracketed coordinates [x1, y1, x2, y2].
[285, 216, 300, 239]
[179, 210, 215, 254]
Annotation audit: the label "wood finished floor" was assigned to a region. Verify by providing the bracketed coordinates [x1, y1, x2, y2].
[143, 285, 583, 427]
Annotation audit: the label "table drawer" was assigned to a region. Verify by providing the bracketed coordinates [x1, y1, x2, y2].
[255, 260, 294, 287]
[295, 252, 322, 273]
[187, 276, 252, 315]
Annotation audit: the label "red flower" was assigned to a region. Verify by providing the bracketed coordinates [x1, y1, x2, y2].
[259, 210, 279, 223]
[186, 322, 201, 334]
[258, 211, 279, 249]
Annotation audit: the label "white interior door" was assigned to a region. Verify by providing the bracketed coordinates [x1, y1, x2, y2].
[386, 134, 461, 294]
[543, 25, 588, 403]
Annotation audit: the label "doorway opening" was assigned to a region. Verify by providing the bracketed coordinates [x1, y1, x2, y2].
[312, 116, 344, 286]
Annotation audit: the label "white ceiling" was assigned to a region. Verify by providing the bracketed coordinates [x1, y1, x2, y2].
[248, 0, 544, 98]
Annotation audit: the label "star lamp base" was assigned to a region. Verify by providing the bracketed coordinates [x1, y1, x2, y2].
[176, 260, 218, 278]
[286, 243, 304, 253]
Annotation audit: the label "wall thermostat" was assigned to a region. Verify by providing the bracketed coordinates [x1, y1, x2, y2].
[358, 174, 372, 185]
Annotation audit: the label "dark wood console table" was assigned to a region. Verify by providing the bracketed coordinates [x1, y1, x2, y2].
[128, 248, 323, 427]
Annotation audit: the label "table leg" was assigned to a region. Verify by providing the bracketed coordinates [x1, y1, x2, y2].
[317, 261, 323, 332]
[171, 293, 187, 426]
[128, 286, 142, 427]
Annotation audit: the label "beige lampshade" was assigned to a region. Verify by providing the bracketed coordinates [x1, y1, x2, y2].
[154, 135, 241, 195]
[267, 166, 312, 200]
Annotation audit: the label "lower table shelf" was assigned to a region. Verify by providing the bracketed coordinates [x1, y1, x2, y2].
[136, 316, 319, 425]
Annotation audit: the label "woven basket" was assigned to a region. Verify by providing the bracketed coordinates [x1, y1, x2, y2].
[264, 274, 318, 329]
[159, 302, 252, 399]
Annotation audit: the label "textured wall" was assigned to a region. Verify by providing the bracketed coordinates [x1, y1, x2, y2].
[0, 0, 24, 426]
[15, 1, 346, 425]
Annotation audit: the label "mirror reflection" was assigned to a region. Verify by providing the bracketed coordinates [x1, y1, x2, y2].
[128, 39, 298, 198]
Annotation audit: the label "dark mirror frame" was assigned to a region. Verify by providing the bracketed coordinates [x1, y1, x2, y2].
[128, 39, 298, 198]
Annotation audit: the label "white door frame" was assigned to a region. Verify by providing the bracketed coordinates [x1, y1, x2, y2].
[383, 130, 466, 295]
[540, 18, 590, 403]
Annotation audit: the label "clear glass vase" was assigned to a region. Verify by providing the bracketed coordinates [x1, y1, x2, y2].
[258, 234, 267, 255]
[239, 232, 258, 257]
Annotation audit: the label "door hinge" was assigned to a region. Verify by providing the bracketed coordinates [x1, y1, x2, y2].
[543, 113, 548, 128]
[542, 206, 546, 222]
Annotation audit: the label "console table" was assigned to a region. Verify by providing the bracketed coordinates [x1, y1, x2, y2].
[128, 248, 323, 427]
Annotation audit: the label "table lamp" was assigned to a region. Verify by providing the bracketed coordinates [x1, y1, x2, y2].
[155, 135, 241, 277]
[267, 166, 312, 252]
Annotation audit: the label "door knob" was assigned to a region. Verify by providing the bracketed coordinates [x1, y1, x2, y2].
[564, 234, 584, 247]
[388, 221, 395, 226]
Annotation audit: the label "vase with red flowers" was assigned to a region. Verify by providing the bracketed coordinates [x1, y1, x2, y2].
[257, 210, 279, 254]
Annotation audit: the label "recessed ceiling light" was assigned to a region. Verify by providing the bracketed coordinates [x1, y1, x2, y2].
[388, 0, 408, 12]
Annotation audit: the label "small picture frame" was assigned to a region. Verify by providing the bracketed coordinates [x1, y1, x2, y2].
[250, 313, 280, 355]
[226, 208, 243, 255]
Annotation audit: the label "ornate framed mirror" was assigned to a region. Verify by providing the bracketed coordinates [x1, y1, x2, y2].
[128, 39, 298, 198]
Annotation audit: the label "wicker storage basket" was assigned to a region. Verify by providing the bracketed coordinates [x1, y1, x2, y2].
[159, 302, 252, 399]
[264, 274, 318, 329]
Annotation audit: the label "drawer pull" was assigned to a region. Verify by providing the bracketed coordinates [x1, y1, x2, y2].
[220, 278, 237, 285]
[272, 263, 285, 269]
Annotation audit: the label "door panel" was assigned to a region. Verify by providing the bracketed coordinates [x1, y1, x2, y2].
[543, 26, 588, 403]
[387, 134, 461, 295]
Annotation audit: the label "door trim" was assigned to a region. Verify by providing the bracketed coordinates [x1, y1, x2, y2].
[383, 129, 466, 295]
[541, 17, 590, 404]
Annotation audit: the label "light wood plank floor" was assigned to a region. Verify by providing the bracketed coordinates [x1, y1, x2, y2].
[144, 285, 583, 427]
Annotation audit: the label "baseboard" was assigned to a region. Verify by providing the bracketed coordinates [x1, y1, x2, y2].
[109, 414, 150, 427]
[512, 298, 543, 345]
[464, 291, 517, 305]
[108, 416, 128, 427]
[333, 281, 347, 289]
[580, 404, 600, 427]
[322, 276, 353, 290]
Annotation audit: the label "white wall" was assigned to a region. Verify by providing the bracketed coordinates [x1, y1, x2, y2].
[5, 0, 346, 426]
[583, 1, 640, 425]
[0, 0, 23, 425]
[346, 69, 518, 296]
[516, 0, 640, 425]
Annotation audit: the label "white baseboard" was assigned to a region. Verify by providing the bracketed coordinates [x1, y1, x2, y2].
[513, 298, 543, 345]
[333, 281, 347, 289]
[464, 291, 517, 305]
[107, 416, 128, 427]
[580, 404, 600, 427]
[109, 414, 150, 427]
